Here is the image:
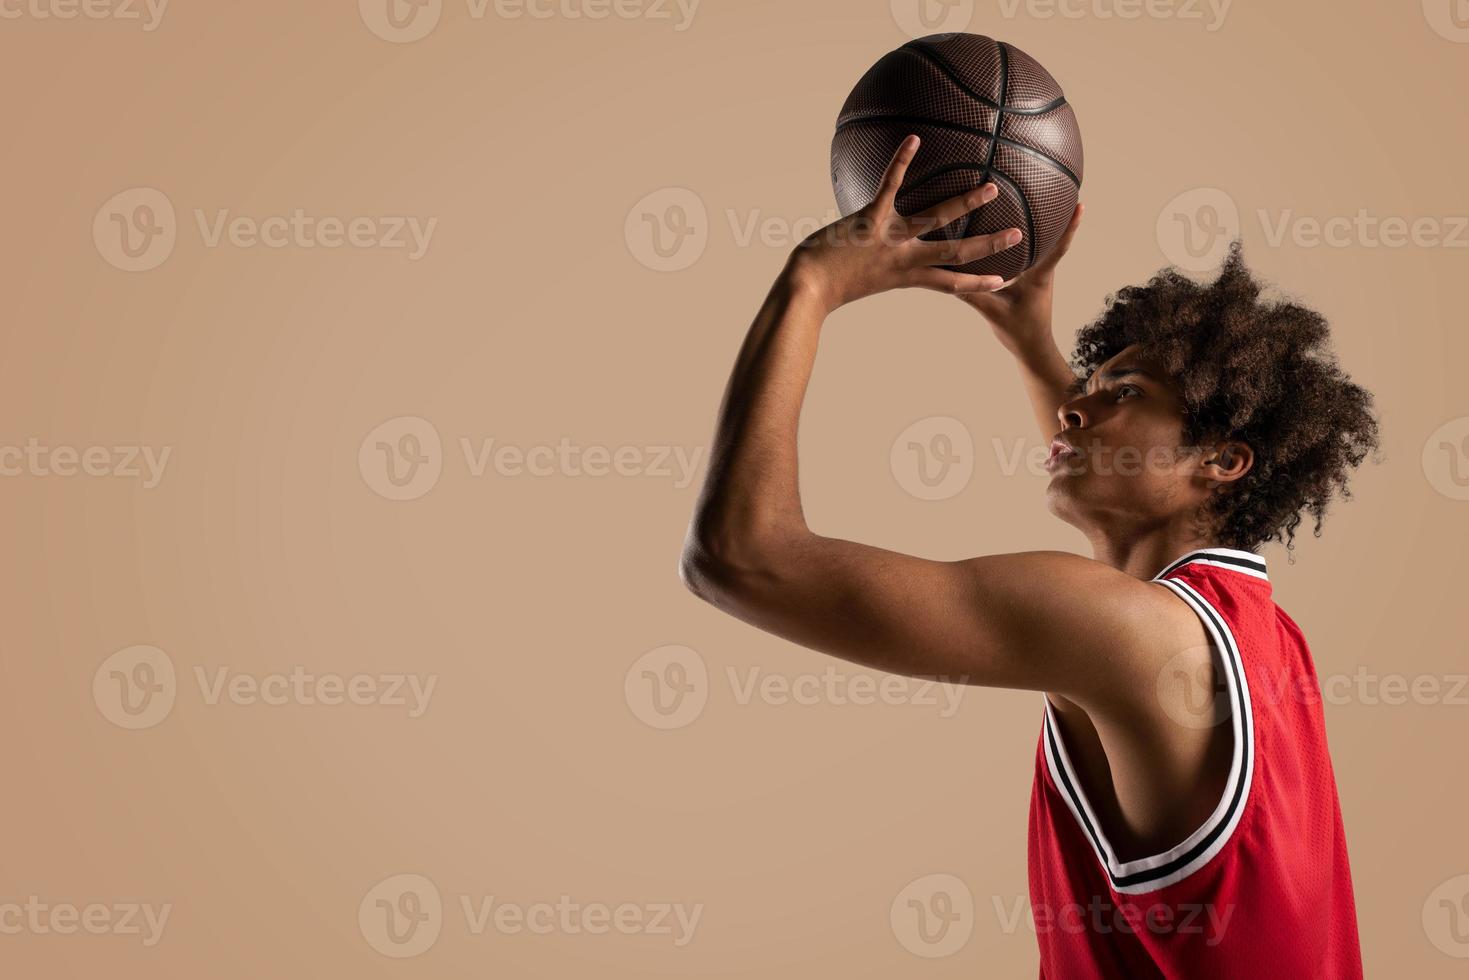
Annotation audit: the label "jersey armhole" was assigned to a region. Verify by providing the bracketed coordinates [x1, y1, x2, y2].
[1040, 575, 1255, 895]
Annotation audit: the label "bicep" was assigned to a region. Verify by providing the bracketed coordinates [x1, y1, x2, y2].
[694, 537, 1167, 706]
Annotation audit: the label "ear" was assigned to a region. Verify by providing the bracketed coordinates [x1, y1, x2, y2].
[1199, 440, 1253, 489]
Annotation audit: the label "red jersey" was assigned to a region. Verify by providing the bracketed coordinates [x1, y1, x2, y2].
[1028, 547, 1362, 978]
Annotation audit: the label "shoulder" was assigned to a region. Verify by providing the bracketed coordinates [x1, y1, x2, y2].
[958, 551, 1211, 712]
[962, 550, 1205, 638]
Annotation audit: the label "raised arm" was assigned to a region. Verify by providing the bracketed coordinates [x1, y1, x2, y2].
[957, 202, 1086, 442]
[679, 140, 1185, 713]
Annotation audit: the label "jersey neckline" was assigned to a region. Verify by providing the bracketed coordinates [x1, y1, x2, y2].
[1152, 546, 1268, 583]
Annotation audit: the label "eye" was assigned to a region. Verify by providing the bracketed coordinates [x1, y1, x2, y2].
[1116, 384, 1142, 400]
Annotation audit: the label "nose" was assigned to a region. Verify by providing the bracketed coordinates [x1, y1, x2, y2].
[1057, 396, 1087, 432]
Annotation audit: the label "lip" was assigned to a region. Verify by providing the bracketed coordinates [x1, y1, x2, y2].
[1045, 437, 1079, 472]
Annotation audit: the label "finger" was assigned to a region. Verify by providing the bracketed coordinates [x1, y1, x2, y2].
[904, 181, 999, 238]
[953, 287, 1004, 309]
[1030, 201, 1084, 274]
[955, 277, 1019, 307]
[872, 135, 920, 216]
[918, 227, 1023, 267]
[912, 268, 1006, 294]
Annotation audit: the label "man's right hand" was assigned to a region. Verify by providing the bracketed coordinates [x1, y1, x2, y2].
[957, 201, 1084, 357]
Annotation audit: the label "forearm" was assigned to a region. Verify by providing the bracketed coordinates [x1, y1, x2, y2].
[684, 261, 828, 573]
[960, 200, 1085, 442]
[1008, 332, 1076, 442]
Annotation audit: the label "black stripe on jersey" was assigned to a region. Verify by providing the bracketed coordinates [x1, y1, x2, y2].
[1042, 576, 1254, 893]
[1154, 548, 1267, 581]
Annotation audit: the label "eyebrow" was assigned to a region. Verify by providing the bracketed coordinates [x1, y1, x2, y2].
[1067, 365, 1157, 397]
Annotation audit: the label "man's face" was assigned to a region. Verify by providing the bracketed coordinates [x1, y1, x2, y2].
[1045, 344, 1206, 534]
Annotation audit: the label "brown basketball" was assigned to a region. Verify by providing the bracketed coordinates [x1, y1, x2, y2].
[831, 33, 1083, 281]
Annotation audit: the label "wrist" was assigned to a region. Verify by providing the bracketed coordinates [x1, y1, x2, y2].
[1012, 332, 1074, 384]
[780, 248, 842, 315]
[987, 307, 1056, 356]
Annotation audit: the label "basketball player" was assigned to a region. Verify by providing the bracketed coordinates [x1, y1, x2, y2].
[679, 135, 1374, 977]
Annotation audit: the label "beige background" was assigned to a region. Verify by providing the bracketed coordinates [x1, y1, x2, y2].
[1, 0, 1466, 975]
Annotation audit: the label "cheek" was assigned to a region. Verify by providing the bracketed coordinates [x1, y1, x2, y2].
[1129, 414, 1189, 458]
[1110, 419, 1191, 482]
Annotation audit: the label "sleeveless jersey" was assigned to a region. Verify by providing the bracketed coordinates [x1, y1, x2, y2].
[1027, 547, 1362, 978]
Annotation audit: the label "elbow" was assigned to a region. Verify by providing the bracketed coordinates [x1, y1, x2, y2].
[679, 517, 797, 608]
[678, 543, 726, 604]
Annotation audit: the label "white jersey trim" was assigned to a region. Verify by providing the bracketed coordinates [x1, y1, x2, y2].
[1153, 546, 1269, 583]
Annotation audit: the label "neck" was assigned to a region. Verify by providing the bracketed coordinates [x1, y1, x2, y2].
[1086, 522, 1225, 582]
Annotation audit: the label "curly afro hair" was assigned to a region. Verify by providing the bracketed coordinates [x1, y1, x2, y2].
[1069, 241, 1381, 554]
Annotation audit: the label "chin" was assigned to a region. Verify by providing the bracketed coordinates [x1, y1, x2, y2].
[1045, 470, 1113, 533]
[1044, 474, 1083, 523]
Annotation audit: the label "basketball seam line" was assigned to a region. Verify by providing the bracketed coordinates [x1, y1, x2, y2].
[834, 113, 1082, 189]
[898, 42, 1070, 117]
[991, 43, 1036, 269]
[982, 41, 1005, 176]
